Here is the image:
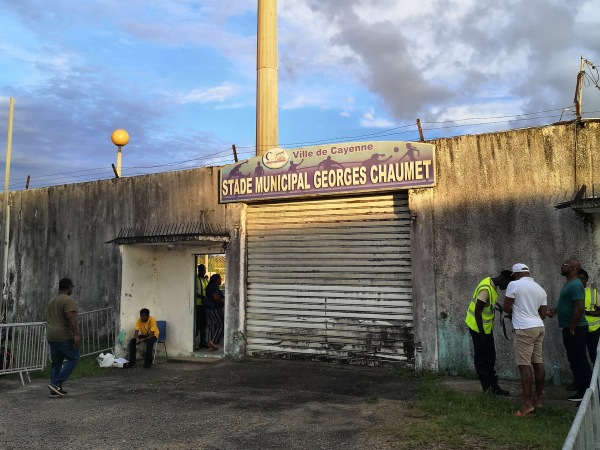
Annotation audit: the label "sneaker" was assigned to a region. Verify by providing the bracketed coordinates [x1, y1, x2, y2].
[568, 393, 584, 402]
[47, 384, 65, 397]
[48, 391, 62, 399]
[566, 382, 578, 391]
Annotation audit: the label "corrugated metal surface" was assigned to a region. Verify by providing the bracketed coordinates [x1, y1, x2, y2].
[245, 192, 413, 364]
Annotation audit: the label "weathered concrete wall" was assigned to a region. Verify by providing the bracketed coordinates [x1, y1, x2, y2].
[410, 120, 600, 380]
[3, 167, 242, 330]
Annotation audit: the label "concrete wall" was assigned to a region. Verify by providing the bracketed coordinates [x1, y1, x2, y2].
[2, 167, 243, 358]
[410, 120, 600, 379]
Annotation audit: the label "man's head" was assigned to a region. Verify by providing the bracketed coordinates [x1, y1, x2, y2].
[198, 264, 206, 278]
[561, 258, 581, 278]
[58, 278, 75, 294]
[578, 268, 589, 287]
[511, 263, 530, 280]
[139, 308, 150, 322]
[493, 270, 513, 290]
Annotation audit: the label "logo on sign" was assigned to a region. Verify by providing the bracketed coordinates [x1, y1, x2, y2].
[262, 147, 288, 169]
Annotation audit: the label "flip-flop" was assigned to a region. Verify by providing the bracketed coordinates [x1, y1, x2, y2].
[515, 409, 535, 417]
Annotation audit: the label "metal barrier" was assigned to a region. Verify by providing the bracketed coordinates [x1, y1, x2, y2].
[0, 322, 48, 386]
[563, 352, 600, 449]
[78, 307, 117, 357]
[0, 307, 117, 386]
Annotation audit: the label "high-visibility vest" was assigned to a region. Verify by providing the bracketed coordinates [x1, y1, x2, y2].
[585, 286, 600, 332]
[195, 276, 208, 306]
[465, 277, 498, 334]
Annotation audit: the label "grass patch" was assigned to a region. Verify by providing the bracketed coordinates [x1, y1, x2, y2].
[6, 353, 110, 381]
[389, 381, 574, 449]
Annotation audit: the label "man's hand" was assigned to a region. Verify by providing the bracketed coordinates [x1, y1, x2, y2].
[73, 335, 81, 349]
[547, 308, 557, 318]
[569, 325, 576, 335]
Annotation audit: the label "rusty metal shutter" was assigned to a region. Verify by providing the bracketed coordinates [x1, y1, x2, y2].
[245, 192, 413, 364]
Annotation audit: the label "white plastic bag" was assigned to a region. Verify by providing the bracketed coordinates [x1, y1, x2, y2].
[97, 352, 115, 368]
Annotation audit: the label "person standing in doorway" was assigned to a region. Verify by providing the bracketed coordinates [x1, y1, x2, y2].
[502, 263, 547, 416]
[465, 270, 513, 396]
[195, 264, 209, 350]
[580, 269, 600, 366]
[548, 258, 591, 402]
[47, 277, 80, 398]
[205, 274, 225, 351]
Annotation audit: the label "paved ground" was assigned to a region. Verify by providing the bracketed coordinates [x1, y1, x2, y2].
[0, 358, 578, 449]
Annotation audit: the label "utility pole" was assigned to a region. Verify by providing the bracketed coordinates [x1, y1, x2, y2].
[574, 56, 585, 122]
[0, 98, 14, 320]
[256, 0, 278, 156]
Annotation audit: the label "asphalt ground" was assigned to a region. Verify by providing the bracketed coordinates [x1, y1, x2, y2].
[0, 357, 579, 449]
[0, 358, 421, 450]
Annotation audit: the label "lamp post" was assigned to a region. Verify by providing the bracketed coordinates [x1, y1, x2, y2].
[111, 129, 129, 177]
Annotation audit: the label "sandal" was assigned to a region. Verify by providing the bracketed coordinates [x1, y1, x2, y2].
[515, 409, 535, 417]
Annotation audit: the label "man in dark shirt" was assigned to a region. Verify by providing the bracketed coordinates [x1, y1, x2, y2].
[549, 258, 591, 402]
[47, 277, 80, 398]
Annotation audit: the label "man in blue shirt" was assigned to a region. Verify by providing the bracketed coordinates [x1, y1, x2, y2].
[549, 258, 591, 402]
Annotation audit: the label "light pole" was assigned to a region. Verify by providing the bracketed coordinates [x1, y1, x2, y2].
[111, 129, 129, 177]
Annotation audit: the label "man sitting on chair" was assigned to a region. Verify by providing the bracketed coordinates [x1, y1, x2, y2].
[126, 308, 159, 369]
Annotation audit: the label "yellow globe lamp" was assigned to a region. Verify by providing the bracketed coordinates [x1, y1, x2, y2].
[111, 129, 129, 177]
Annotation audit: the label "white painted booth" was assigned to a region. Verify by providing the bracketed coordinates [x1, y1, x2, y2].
[117, 239, 228, 358]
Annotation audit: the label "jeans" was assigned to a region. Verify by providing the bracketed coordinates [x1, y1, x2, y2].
[49, 339, 81, 387]
[563, 326, 592, 395]
[469, 328, 499, 391]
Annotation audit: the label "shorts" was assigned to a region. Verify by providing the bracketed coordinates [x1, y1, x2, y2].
[514, 326, 545, 365]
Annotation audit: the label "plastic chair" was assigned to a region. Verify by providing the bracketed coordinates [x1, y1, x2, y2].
[152, 320, 168, 364]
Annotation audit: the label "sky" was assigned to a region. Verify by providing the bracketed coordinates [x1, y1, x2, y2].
[0, 0, 599, 190]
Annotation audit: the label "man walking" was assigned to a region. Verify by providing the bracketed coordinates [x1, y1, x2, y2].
[502, 263, 547, 416]
[47, 277, 80, 398]
[549, 258, 591, 402]
[465, 270, 513, 396]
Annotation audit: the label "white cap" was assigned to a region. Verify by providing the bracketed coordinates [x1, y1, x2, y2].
[511, 263, 529, 274]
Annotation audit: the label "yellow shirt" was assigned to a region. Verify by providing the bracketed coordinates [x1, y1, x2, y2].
[135, 316, 159, 338]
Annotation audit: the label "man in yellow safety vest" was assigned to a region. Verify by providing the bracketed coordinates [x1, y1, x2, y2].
[580, 269, 600, 366]
[465, 270, 513, 395]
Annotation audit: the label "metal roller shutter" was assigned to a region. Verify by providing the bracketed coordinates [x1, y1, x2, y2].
[245, 192, 413, 365]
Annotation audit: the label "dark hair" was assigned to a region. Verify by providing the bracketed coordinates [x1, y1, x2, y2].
[140, 308, 150, 316]
[208, 273, 221, 287]
[579, 268, 589, 280]
[59, 278, 74, 291]
[499, 270, 513, 279]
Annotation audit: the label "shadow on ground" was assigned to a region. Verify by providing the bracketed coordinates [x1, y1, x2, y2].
[0, 358, 420, 449]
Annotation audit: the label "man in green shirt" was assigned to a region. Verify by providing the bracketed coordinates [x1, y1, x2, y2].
[47, 277, 80, 398]
[549, 258, 591, 402]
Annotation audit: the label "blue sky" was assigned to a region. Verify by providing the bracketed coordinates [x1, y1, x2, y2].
[0, 0, 599, 190]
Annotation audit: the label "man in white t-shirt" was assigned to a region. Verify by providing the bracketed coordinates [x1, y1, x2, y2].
[503, 263, 547, 416]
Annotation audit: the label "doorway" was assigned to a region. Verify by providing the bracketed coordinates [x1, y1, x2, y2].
[194, 253, 226, 357]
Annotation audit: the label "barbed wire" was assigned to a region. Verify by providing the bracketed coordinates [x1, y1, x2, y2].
[2, 105, 594, 191]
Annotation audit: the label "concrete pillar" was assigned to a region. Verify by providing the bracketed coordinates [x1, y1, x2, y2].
[256, 0, 278, 156]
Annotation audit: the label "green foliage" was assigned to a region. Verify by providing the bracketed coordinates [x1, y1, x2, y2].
[9, 352, 109, 380]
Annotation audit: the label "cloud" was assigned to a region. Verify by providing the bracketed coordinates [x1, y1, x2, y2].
[179, 83, 242, 104]
[360, 107, 395, 128]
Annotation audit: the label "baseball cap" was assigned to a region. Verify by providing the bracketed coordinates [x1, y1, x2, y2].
[511, 263, 529, 274]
